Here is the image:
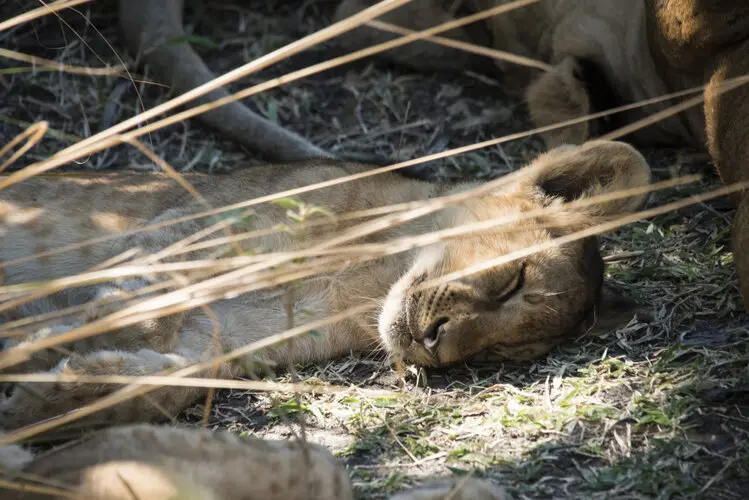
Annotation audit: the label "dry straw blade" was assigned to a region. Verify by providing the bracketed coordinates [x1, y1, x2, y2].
[0, 479, 77, 499]
[0, 121, 47, 173]
[0, 0, 93, 32]
[0, 48, 124, 76]
[365, 19, 551, 71]
[0, 373, 396, 398]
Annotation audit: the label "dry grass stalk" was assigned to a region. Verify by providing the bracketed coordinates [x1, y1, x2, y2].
[0, 281, 175, 337]
[366, 19, 552, 71]
[0, 479, 76, 499]
[0, 48, 124, 76]
[0, 121, 48, 173]
[0, 372, 394, 397]
[0, 0, 92, 33]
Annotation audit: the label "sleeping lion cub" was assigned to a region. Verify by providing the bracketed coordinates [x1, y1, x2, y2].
[0, 140, 649, 430]
[334, 0, 749, 309]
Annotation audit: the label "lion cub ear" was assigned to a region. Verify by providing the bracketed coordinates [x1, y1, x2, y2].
[524, 140, 652, 216]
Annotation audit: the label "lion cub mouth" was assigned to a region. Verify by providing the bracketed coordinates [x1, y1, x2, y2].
[379, 272, 438, 366]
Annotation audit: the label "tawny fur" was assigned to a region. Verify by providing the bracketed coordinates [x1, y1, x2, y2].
[0, 141, 649, 431]
[333, 0, 749, 309]
[0, 425, 509, 500]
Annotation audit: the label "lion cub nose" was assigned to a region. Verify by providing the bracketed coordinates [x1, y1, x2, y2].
[419, 317, 449, 352]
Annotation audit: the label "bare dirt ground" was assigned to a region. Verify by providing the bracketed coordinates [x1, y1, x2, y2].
[2, 1, 749, 498]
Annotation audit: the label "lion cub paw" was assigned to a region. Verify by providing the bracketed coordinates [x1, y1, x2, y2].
[0, 378, 56, 430]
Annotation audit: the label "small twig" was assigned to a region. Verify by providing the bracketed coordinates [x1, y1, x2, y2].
[367, 19, 551, 71]
[603, 251, 645, 263]
[0, 0, 92, 32]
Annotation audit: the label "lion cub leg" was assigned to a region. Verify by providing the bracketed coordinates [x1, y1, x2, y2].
[0, 346, 221, 431]
[2, 278, 185, 375]
[0, 283, 210, 430]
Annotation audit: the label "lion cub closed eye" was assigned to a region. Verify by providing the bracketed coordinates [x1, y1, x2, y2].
[0, 140, 650, 431]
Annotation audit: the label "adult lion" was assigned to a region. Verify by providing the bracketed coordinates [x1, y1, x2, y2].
[334, 0, 749, 309]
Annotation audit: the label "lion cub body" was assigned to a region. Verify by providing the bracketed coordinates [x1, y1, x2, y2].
[0, 141, 650, 430]
[0, 163, 429, 367]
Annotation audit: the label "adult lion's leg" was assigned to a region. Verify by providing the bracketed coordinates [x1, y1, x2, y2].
[333, 0, 491, 72]
[704, 40, 749, 310]
[118, 0, 331, 162]
[525, 57, 594, 148]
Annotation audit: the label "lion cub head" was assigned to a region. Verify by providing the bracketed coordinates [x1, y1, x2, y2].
[380, 141, 652, 366]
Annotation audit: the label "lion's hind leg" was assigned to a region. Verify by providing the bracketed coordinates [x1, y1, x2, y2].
[0, 346, 222, 432]
[525, 56, 596, 148]
[1, 276, 185, 372]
